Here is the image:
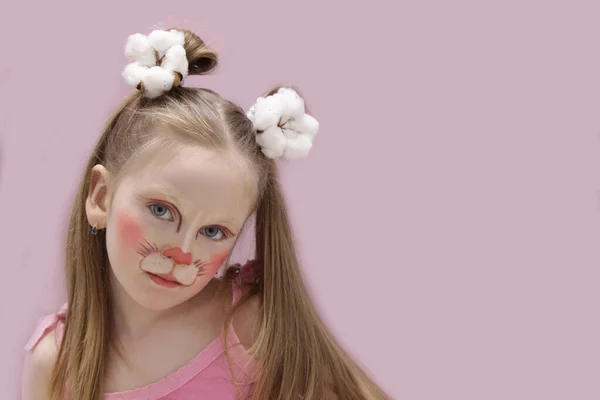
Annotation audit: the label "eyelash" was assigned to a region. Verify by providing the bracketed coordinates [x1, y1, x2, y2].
[148, 203, 175, 221]
[198, 226, 230, 242]
[147, 202, 231, 242]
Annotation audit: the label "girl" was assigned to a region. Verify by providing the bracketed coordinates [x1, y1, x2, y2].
[21, 27, 390, 400]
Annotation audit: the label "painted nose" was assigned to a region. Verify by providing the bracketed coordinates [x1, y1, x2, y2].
[162, 247, 192, 265]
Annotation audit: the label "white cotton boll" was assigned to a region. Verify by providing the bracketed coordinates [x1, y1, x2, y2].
[256, 126, 287, 159]
[278, 88, 305, 121]
[138, 51, 157, 68]
[142, 66, 175, 98]
[162, 45, 189, 79]
[124, 33, 156, 67]
[283, 113, 319, 140]
[125, 34, 149, 55]
[282, 130, 313, 160]
[246, 105, 256, 120]
[122, 62, 149, 87]
[282, 129, 312, 159]
[246, 99, 258, 120]
[252, 95, 285, 131]
[148, 29, 185, 58]
[247, 97, 266, 120]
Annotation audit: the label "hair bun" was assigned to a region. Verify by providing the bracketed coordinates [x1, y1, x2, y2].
[182, 30, 218, 76]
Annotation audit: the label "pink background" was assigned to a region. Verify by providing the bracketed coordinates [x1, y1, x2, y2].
[1, 1, 600, 399]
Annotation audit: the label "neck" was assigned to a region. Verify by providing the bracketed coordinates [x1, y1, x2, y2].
[109, 270, 193, 341]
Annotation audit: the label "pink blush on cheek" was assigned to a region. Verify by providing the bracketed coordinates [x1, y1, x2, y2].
[206, 249, 231, 274]
[116, 209, 145, 247]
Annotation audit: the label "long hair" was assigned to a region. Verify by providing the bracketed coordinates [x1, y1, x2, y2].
[49, 28, 390, 400]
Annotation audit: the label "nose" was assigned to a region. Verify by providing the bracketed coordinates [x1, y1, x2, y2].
[162, 247, 192, 265]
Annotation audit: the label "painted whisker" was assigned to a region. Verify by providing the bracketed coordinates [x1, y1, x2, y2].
[137, 245, 151, 257]
[137, 239, 158, 258]
[136, 250, 148, 257]
[196, 265, 208, 276]
[142, 239, 159, 253]
[193, 260, 208, 276]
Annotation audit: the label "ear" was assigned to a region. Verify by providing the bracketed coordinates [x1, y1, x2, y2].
[85, 165, 112, 230]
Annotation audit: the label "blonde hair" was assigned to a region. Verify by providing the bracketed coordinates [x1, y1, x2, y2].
[49, 29, 390, 400]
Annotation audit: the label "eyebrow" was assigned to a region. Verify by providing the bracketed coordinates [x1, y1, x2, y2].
[142, 184, 185, 202]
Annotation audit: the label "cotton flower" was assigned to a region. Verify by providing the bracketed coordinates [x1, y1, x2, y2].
[277, 88, 305, 122]
[247, 88, 319, 160]
[142, 66, 175, 99]
[161, 45, 189, 79]
[282, 129, 312, 159]
[256, 126, 287, 159]
[122, 62, 148, 87]
[282, 113, 319, 140]
[148, 29, 185, 58]
[249, 95, 286, 131]
[124, 33, 156, 67]
[121, 29, 188, 98]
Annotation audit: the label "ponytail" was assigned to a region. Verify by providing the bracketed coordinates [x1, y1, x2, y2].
[226, 164, 390, 399]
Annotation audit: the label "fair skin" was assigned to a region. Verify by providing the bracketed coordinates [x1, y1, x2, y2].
[22, 139, 261, 398]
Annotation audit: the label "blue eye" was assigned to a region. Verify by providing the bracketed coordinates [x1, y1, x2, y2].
[200, 226, 227, 241]
[150, 204, 173, 221]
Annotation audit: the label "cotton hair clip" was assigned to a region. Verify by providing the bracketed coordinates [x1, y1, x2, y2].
[246, 88, 319, 160]
[121, 29, 189, 99]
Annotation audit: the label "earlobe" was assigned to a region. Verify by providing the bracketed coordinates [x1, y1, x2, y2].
[85, 165, 112, 230]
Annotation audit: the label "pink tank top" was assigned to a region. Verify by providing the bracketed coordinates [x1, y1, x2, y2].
[24, 283, 257, 399]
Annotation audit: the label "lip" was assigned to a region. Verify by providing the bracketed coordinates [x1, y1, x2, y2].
[147, 272, 181, 288]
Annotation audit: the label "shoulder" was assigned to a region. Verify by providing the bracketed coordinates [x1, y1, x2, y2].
[23, 328, 58, 371]
[24, 304, 67, 352]
[21, 304, 67, 399]
[231, 284, 262, 349]
[21, 328, 58, 400]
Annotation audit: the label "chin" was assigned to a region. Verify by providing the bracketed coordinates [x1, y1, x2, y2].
[114, 275, 194, 311]
[134, 275, 211, 311]
[110, 264, 209, 311]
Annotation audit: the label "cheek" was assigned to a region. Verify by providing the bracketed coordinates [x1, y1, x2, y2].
[206, 248, 231, 274]
[116, 208, 145, 248]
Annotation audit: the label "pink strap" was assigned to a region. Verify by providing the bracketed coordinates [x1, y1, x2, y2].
[24, 303, 68, 351]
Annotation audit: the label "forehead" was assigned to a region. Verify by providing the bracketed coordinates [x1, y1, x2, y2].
[122, 143, 257, 217]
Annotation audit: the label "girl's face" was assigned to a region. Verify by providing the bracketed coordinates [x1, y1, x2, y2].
[103, 143, 256, 311]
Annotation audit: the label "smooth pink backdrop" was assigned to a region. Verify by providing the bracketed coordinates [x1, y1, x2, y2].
[1, 1, 600, 399]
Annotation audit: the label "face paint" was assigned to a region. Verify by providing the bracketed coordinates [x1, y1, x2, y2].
[208, 249, 231, 271]
[138, 242, 228, 287]
[104, 144, 258, 311]
[162, 246, 192, 265]
[138, 241, 173, 277]
[171, 262, 200, 286]
[163, 246, 197, 286]
[117, 209, 145, 248]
